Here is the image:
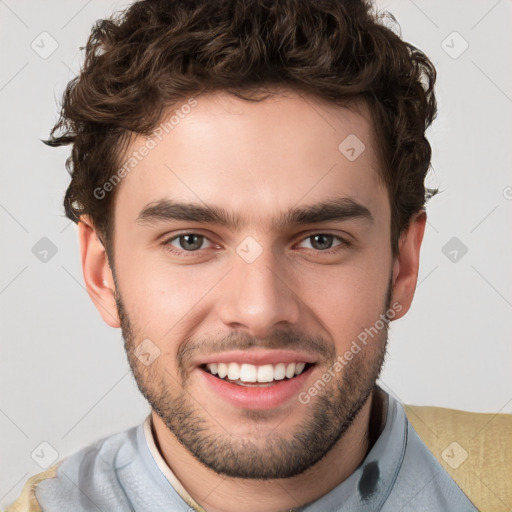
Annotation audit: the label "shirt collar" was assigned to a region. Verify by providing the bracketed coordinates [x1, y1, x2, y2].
[140, 385, 405, 512]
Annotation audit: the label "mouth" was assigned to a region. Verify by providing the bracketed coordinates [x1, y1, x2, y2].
[197, 359, 318, 410]
[200, 361, 316, 387]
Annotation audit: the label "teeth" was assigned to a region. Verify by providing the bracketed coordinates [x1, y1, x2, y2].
[257, 364, 274, 383]
[273, 363, 286, 380]
[227, 362, 240, 380]
[217, 363, 228, 379]
[295, 362, 306, 375]
[240, 363, 257, 382]
[205, 361, 309, 382]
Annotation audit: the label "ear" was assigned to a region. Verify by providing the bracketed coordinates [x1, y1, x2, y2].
[77, 215, 120, 328]
[390, 210, 427, 320]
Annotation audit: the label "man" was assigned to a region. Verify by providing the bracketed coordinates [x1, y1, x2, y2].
[6, 0, 478, 510]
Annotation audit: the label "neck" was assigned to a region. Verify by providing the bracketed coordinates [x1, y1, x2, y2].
[152, 386, 386, 512]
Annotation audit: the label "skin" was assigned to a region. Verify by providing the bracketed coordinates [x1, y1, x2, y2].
[78, 89, 426, 512]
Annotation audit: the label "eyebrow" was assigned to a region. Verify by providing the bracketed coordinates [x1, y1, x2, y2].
[136, 197, 374, 231]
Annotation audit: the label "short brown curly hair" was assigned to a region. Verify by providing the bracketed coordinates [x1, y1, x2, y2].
[45, 0, 437, 259]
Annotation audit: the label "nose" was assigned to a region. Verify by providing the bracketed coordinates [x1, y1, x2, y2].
[217, 247, 301, 337]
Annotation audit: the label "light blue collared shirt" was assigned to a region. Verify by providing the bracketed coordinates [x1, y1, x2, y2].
[34, 388, 478, 511]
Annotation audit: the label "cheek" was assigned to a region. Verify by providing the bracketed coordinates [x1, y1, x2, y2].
[301, 255, 391, 350]
[115, 251, 225, 339]
[115, 226, 392, 351]
[315, 279, 387, 343]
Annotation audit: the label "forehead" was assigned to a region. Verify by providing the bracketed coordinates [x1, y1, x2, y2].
[114, 90, 389, 231]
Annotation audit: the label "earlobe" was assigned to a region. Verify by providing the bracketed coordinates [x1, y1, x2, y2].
[390, 211, 427, 320]
[77, 216, 120, 328]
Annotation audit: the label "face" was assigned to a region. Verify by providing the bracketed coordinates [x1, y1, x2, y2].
[107, 90, 397, 479]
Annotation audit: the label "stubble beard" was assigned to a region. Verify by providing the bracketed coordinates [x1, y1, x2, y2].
[117, 280, 392, 479]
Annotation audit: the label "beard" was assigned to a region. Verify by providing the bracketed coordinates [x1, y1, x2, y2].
[116, 277, 392, 480]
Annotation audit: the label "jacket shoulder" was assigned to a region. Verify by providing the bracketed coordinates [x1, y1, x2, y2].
[404, 403, 512, 511]
[4, 461, 65, 512]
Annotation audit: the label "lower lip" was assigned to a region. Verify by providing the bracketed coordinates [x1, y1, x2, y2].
[198, 365, 316, 410]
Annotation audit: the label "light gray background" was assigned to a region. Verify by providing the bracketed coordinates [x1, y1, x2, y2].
[1, 0, 511, 508]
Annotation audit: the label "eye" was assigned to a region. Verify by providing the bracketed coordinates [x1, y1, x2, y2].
[297, 234, 347, 252]
[164, 233, 214, 253]
[161, 231, 350, 258]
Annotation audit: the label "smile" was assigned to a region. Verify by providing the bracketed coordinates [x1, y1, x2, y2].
[198, 360, 317, 409]
[203, 361, 311, 386]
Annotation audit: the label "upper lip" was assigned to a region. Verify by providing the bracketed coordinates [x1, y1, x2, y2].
[196, 350, 318, 367]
